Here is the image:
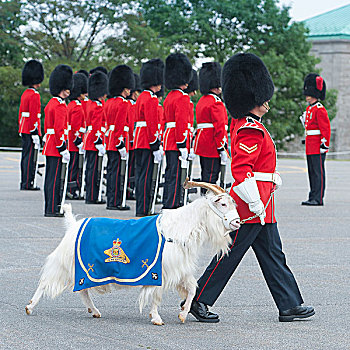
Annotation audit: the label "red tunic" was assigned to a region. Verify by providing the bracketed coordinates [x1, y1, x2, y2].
[67, 100, 85, 152]
[127, 99, 136, 150]
[42, 97, 67, 157]
[193, 94, 227, 157]
[134, 90, 160, 150]
[305, 102, 331, 155]
[163, 89, 191, 151]
[105, 96, 130, 151]
[229, 115, 277, 224]
[158, 103, 165, 142]
[188, 100, 195, 148]
[18, 88, 42, 136]
[83, 100, 106, 151]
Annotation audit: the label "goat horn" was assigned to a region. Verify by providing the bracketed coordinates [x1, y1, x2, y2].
[183, 178, 225, 195]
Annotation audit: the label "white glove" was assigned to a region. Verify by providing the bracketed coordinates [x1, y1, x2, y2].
[299, 112, 306, 127]
[153, 149, 163, 163]
[60, 149, 70, 164]
[42, 134, 47, 143]
[188, 148, 196, 160]
[320, 143, 328, 154]
[273, 172, 283, 191]
[248, 200, 266, 225]
[95, 144, 106, 156]
[31, 135, 40, 146]
[220, 150, 228, 165]
[77, 142, 84, 155]
[179, 148, 188, 161]
[118, 147, 127, 159]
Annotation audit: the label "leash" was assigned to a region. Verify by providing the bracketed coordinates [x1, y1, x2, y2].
[239, 193, 273, 224]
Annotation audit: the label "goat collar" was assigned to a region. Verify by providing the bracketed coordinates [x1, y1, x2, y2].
[207, 196, 240, 231]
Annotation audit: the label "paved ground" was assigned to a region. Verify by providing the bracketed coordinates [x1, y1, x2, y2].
[0, 152, 349, 350]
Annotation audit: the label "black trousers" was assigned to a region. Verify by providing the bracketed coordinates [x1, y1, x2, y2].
[68, 151, 80, 194]
[20, 134, 35, 189]
[135, 149, 154, 215]
[85, 150, 99, 203]
[163, 150, 182, 209]
[44, 156, 62, 214]
[199, 156, 221, 195]
[306, 153, 326, 204]
[127, 149, 135, 198]
[196, 223, 304, 312]
[106, 150, 122, 207]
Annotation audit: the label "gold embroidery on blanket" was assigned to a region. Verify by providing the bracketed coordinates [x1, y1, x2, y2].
[104, 238, 130, 264]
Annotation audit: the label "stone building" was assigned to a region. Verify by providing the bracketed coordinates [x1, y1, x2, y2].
[304, 4, 350, 158]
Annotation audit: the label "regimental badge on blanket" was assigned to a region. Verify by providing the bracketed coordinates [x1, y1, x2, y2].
[73, 215, 165, 292]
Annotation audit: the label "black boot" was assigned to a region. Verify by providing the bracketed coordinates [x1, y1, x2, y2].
[181, 300, 219, 323]
[279, 305, 315, 322]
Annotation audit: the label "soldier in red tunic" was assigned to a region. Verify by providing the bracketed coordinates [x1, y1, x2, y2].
[163, 53, 193, 209]
[19, 60, 44, 190]
[105, 65, 135, 210]
[134, 59, 164, 217]
[67, 73, 87, 199]
[301, 74, 331, 206]
[83, 71, 108, 204]
[126, 73, 142, 200]
[184, 53, 314, 323]
[42, 65, 73, 217]
[194, 62, 228, 195]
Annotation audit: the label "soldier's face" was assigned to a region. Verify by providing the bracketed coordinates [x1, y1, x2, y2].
[59, 90, 70, 99]
[306, 96, 317, 105]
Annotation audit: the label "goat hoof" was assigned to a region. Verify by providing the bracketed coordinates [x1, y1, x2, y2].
[152, 320, 164, 326]
[92, 312, 101, 318]
[25, 306, 32, 315]
[88, 308, 92, 313]
[178, 313, 186, 323]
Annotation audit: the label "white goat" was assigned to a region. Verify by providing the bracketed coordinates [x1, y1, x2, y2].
[25, 180, 240, 325]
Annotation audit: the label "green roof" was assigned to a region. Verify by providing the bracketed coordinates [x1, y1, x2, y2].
[303, 4, 350, 41]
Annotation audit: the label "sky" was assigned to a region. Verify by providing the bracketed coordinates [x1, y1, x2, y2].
[279, 0, 350, 21]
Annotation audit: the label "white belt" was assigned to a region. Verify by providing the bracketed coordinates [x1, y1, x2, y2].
[254, 172, 280, 184]
[46, 128, 55, 135]
[306, 129, 321, 136]
[101, 126, 106, 133]
[109, 125, 115, 131]
[38, 113, 41, 118]
[67, 125, 72, 131]
[225, 125, 228, 131]
[21, 112, 30, 118]
[79, 127, 86, 133]
[87, 125, 92, 131]
[124, 126, 129, 132]
[197, 123, 214, 129]
[136, 121, 147, 127]
[166, 122, 176, 128]
[64, 129, 68, 135]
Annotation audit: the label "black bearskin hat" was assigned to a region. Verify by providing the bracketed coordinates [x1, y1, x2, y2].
[77, 69, 89, 78]
[140, 58, 164, 89]
[132, 73, 142, 93]
[89, 66, 108, 75]
[303, 73, 326, 100]
[49, 64, 73, 97]
[222, 53, 274, 119]
[88, 71, 108, 101]
[69, 73, 88, 101]
[184, 69, 198, 94]
[199, 62, 221, 95]
[108, 65, 135, 96]
[165, 53, 192, 90]
[22, 60, 44, 86]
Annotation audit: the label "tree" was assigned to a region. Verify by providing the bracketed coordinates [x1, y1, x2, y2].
[21, 0, 126, 63]
[139, 0, 337, 148]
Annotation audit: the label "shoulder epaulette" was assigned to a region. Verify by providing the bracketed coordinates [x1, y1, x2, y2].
[75, 100, 82, 106]
[237, 116, 264, 133]
[209, 93, 222, 103]
[316, 102, 324, 108]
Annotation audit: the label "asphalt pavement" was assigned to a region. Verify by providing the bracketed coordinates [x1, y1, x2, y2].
[0, 152, 349, 350]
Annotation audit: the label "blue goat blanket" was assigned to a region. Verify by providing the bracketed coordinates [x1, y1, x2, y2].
[73, 215, 165, 292]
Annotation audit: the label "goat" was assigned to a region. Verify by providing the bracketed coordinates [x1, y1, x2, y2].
[25, 180, 240, 325]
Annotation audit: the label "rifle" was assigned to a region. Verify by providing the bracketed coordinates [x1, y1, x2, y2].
[59, 162, 69, 214]
[97, 153, 107, 203]
[119, 153, 130, 210]
[148, 158, 161, 215]
[178, 157, 189, 207]
[33, 143, 40, 188]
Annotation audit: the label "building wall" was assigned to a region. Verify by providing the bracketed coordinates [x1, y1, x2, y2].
[310, 39, 350, 158]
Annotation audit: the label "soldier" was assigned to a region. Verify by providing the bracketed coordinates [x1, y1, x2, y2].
[134, 59, 164, 217]
[126, 73, 142, 200]
[184, 53, 314, 323]
[301, 74, 331, 206]
[105, 65, 135, 210]
[162, 53, 192, 209]
[83, 71, 108, 204]
[42, 65, 73, 217]
[67, 73, 87, 199]
[194, 62, 228, 195]
[19, 60, 44, 190]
